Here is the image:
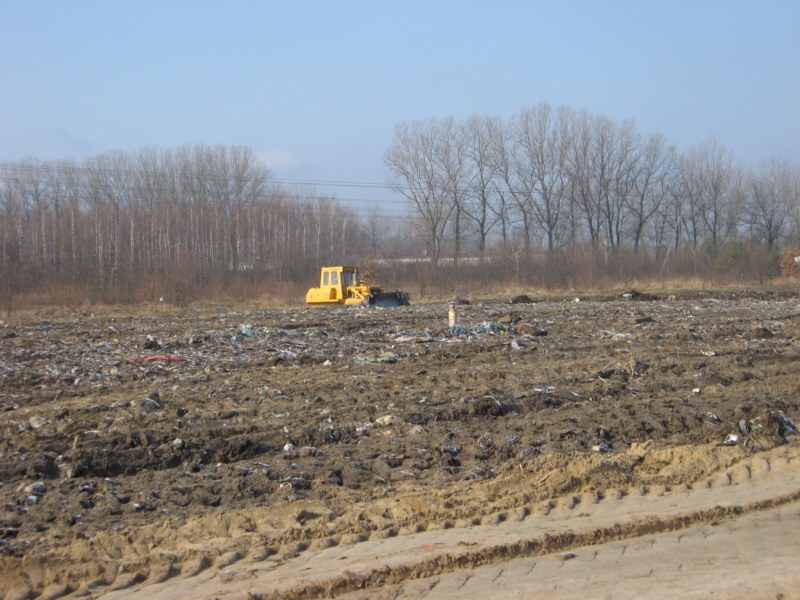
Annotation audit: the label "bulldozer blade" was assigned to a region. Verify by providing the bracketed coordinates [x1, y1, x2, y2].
[369, 291, 410, 307]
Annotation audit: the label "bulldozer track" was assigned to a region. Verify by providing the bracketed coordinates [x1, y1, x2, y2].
[96, 444, 800, 600]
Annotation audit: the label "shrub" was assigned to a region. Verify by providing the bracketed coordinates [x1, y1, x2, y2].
[780, 247, 800, 277]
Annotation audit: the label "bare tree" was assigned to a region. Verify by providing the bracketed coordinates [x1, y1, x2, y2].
[385, 120, 455, 264]
[215, 145, 269, 271]
[680, 137, 739, 249]
[488, 121, 517, 252]
[744, 159, 799, 249]
[567, 110, 604, 248]
[365, 203, 389, 257]
[436, 118, 469, 262]
[626, 133, 677, 251]
[520, 104, 572, 252]
[604, 119, 639, 250]
[0, 165, 25, 311]
[495, 111, 538, 254]
[83, 151, 135, 288]
[461, 115, 503, 255]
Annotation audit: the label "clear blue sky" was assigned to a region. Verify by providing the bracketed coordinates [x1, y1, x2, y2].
[2, 0, 799, 210]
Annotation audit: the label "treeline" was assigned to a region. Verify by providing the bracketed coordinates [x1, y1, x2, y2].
[0, 145, 370, 308]
[385, 103, 800, 285]
[3, 104, 800, 310]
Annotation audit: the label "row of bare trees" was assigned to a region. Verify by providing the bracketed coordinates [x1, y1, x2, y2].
[384, 104, 800, 270]
[0, 145, 368, 306]
[3, 105, 800, 308]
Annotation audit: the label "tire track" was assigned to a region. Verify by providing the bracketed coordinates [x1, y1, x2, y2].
[103, 444, 799, 599]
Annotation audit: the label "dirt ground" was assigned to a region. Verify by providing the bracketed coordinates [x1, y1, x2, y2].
[2, 290, 800, 599]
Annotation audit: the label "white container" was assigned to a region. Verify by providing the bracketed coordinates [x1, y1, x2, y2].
[448, 303, 457, 328]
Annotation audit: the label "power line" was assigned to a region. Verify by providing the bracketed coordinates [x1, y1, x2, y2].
[0, 159, 484, 203]
[0, 159, 413, 208]
[0, 158, 523, 222]
[0, 160, 408, 197]
[0, 159, 526, 203]
[0, 163, 420, 225]
[270, 176, 395, 191]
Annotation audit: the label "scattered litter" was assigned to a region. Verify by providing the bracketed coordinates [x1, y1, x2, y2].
[353, 351, 401, 363]
[239, 324, 257, 338]
[3, 293, 798, 572]
[514, 322, 547, 335]
[750, 327, 774, 339]
[142, 334, 166, 350]
[533, 386, 557, 397]
[137, 395, 162, 409]
[24, 482, 48, 495]
[441, 445, 460, 456]
[518, 447, 542, 460]
[623, 290, 658, 301]
[690, 410, 721, 424]
[447, 321, 518, 337]
[274, 349, 297, 362]
[376, 352, 401, 363]
[28, 416, 48, 429]
[600, 330, 631, 340]
[770, 411, 799, 439]
[129, 354, 186, 363]
[447, 326, 471, 337]
[559, 552, 577, 561]
[393, 334, 434, 343]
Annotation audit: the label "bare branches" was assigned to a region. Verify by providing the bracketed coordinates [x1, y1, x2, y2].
[384, 105, 800, 287]
[0, 145, 367, 306]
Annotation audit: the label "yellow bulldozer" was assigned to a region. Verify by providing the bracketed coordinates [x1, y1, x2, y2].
[305, 266, 410, 307]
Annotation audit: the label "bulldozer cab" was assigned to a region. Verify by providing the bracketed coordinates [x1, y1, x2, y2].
[307, 266, 361, 304]
[318, 266, 355, 301]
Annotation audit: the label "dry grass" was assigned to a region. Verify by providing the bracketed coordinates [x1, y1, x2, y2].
[4, 271, 799, 319]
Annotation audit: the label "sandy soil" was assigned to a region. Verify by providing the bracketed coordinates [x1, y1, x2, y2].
[1, 290, 799, 599]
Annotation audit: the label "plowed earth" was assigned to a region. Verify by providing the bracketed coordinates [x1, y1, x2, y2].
[1, 291, 800, 599]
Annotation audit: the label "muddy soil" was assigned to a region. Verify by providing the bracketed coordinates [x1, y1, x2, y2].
[1, 291, 799, 599]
